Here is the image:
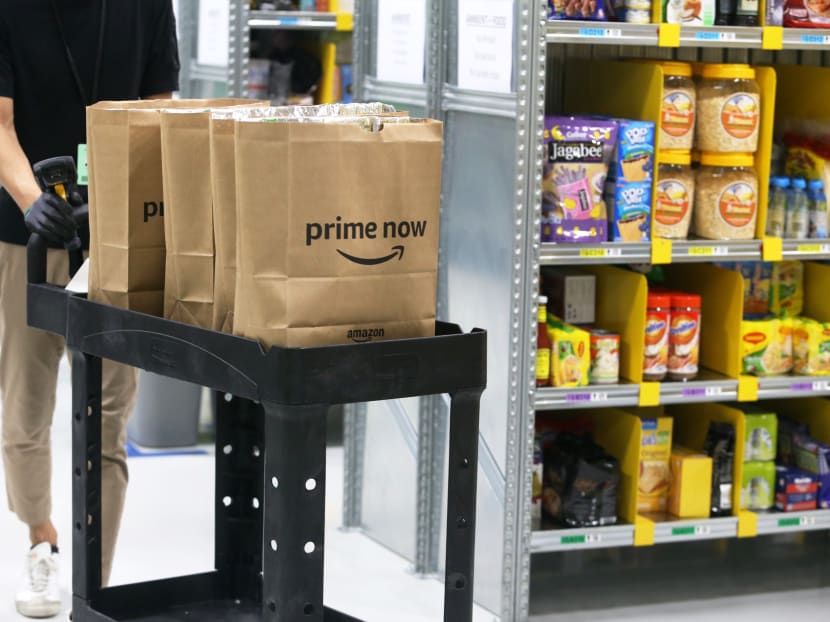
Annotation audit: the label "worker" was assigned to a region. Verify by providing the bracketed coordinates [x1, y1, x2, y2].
[0, 1, 180, 617]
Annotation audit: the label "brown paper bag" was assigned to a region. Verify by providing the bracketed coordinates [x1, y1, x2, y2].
[209, 116, 238, 333]
[233, 119, 443, 348]
[86, 99, 252, 315]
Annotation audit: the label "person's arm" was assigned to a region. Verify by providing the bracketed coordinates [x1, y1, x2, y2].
[139, 0, 180, 98]
[0, 97, 40, 213]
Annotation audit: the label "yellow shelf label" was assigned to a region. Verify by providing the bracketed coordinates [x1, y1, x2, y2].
[651, 238, 673, 265]
[797, 243, 825, 253]
[336, 12, 354, 31]
[762, 26, 784, 50]
[658, 23, 680, 47]
[639, 382, 661, 407]
[738, 375, 759, 402]
[635, 515, 656, 546]
[738, 511, 759, 538]
[762, 236, 783, 262]
[688, 247, 715, 256]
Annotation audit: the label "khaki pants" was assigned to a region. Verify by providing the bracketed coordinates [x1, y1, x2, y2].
[0, 241, 137, 584]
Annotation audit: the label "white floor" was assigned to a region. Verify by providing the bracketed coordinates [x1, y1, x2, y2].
[0, 362, 827, 621]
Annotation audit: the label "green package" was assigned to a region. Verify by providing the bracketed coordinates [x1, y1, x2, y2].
[744, 411, 778, 462]
[741, 461, 776, 510]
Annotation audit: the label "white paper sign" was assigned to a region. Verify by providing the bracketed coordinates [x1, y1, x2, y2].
[197, 0, 230, 68]
[376, 0, 427, 85]
[457, 0, 514, 94]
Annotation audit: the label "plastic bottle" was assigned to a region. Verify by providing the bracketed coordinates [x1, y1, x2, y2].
[808, 179, 828, 240]
[766, 176, 788, 238]
[785, 177, 809, 240]
[536, 296, 551, 387]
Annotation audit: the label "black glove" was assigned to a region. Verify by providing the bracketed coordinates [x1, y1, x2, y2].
[68, 188, 89, 227]
[24, 193, 77, 245]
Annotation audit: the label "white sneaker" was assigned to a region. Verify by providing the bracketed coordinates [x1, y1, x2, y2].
[15, 542, 61, 618]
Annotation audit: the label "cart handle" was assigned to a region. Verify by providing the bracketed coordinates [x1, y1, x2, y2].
[27, 234, 84, 285]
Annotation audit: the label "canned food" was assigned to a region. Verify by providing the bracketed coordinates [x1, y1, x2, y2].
[590, 330, 620, 385]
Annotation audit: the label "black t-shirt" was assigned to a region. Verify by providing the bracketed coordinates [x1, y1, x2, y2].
[0, 0, 180, 246]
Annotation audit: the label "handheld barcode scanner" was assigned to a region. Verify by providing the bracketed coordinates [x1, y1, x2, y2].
[32, 156, 85, 274]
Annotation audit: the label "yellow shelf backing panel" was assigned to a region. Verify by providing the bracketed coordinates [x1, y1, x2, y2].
[754, 66, 777, 240]
[805, 262, 830, 323]
[592, 409, 643, 527]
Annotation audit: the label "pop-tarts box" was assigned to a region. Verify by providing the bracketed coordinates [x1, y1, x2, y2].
[606, 119, 655, 242]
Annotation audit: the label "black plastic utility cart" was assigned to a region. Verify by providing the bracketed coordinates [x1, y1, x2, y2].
[26, 235, 487, 622]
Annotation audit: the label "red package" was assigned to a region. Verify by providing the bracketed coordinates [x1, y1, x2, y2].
[785, 0, 830, 28]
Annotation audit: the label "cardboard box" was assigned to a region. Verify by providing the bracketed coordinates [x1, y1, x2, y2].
[668, 446, 713, 519]
[543, 269, 596, 326]
[741, 461, 776, 510]
[775, 466, 818, 512]
[744, 411, 778, 462]
[638, 417, 673, 513]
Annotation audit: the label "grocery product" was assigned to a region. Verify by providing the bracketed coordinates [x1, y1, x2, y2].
[644, 293, 671, 382]
[785, 178, 810, 239]
[785, 125, 830, 192]
[542, 432, 619, 528]
[808, 180, 828, 239]
[625, 8, 652, 21]
[743, 411, 778, 462]
[664, 0, 717, 24]
[638, 417, 673, 513]
[741, 318, 793, 376]
[697, 65, 760, 154]
[590, 330, 620, 385]
[549, 319, 591, 387]
[775, 466, 818, 512]
[766, 176, 789, 238]
[784, 0, 830, 27]
[793, 317, 830, 375]
[668, 293, 701, 380]
[770, 261, 804, 317]
[654, 151, 695, 239]
[607, 119, 655, 242]
[778, 418, 810, 467]
[659, 63, 696, 151]
[537, 296, 552, 387]
[734, 0, 760, 24]
[542, 117, 618, 243]
[543, 268, 596, 325]
[532, 437, 544, 530]
[548, 0, 616, 19]
[668, 447, 713, 519]
[694, 152, 758, 240]
[717, 0, 737, 22]
[741, 460, 776, 510]
[792, 434, 830, 508]
[704, 421, 735, 516]
[735, 261, 772, 318]
[767, 0, 785, 24]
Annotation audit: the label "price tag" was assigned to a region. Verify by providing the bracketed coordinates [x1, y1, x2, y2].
[279, 16, 300, 25]
[791, 381, 814, 392]
[778, 516, 816, 528]
[565, 391, 607, 403]
[560, 532, 603, 545]
[796, 243, 830, 254]
[813, 380, 830, 392]
[687, 246, 727, 257]
[671, 524, 711, 537]
[578, 27, 622, 38]
[695, 30, 736, 42]
[800, 33, 830, 45]
[579, 247, 623, 259]
[682, 385, 724, 398]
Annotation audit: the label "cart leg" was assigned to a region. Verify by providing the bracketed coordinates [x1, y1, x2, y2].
[215, 394, 264, 603]
[70, 351, 103, 602]
[261, 403, 328, 621]
[443, 389, 483, 622]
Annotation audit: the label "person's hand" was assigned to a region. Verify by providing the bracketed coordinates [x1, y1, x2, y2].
[24, 193, 77, 245]
[68, 188, 89, 227]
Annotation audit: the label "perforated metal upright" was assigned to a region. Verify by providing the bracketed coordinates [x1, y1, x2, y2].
[26, 236, 487, 622]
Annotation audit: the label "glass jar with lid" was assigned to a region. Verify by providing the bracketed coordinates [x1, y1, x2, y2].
[697, 64, 761, 153]
[654, 151, 695, 240]
[659, 62, 696, 151]
[694, 152, 758, 240]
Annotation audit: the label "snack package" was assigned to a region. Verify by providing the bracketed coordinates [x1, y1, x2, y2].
[668, 447, 713, 519]
[548, 0, 617, 20]
[548, 318, 591, 387]
[770, 261, 804, 318]
[778, 418, 811, 467]
[543, 117, 618, 243]
[743, 411, 778, 462]
[741, 461, 776, 510]
[704, 421, 735, 517]
[606, 119, 655, 242]
[793, 434, 830, 508]
[638, 417, 673, 513]
[775, 466, 818, 512]
[785, 129, 830, 191]
[793, 317, 830, 375]
[663, 0, 716, 24]
[741, 318, 793, 376]
[784, 0, 830, 28]
[768, 0, 786, 24]
[532, 436, 544, 530]
[733, 262, 772, 319]
[542, 432, 619, 528]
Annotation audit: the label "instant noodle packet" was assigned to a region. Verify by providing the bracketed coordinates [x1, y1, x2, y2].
[548, 318, 591, 387]
[741, 318, 793, 376]
[770, 261, 804, 318]
[793, 317, 830, 376]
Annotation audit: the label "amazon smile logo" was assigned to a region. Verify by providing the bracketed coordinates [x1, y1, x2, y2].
[306, 217, 427, 266]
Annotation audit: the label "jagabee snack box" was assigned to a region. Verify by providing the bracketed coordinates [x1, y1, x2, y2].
[638, 416, 673, 513]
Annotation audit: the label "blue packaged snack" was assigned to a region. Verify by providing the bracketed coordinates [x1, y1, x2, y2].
[340, 65, 354, 104]
[607, 119, 655, 242]
[793, 434, 830, 509]
[548, 0, 616, 20]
